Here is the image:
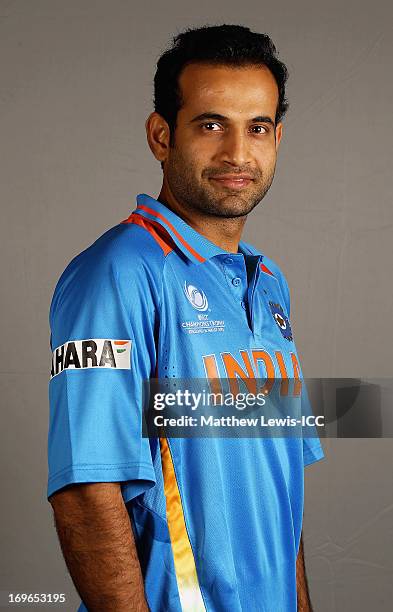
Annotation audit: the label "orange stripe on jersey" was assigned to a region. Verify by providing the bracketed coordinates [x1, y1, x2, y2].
[136, 204, 206, 263]
[160, 438, 205, 611]
[122, 212, 175, 256]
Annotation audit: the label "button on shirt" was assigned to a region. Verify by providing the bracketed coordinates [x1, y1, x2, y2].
[48, 193, 324, 612]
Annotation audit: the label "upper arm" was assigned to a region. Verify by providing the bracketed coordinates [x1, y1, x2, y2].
[47, 239, 159, 503]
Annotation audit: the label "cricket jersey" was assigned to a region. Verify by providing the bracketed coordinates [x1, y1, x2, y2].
[48, 193, 324, 612]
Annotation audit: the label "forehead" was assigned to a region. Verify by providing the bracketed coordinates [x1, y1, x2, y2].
[178, 63, 279, 119]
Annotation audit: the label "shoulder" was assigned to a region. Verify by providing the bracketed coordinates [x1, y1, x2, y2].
[59, 221, 166, 279]
[50, 221, 167, 322]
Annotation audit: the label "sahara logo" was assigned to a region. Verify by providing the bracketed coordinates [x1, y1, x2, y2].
[183, 281, 208, 312]
[50, 339, 132, 379]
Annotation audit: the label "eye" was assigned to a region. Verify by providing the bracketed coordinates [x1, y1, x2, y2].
[201, 122, 222, 131]
[250, 125, 269, 134]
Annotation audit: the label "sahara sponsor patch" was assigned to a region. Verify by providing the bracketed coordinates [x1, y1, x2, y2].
[50, 339, 132, 379]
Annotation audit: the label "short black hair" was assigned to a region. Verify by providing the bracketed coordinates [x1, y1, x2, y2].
[154, 24, 289, 137]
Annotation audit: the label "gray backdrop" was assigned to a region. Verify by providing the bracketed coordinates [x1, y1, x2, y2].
[1, 0, 392, 610]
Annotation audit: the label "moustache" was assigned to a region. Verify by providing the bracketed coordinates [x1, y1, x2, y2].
[203, 168, 261, 180]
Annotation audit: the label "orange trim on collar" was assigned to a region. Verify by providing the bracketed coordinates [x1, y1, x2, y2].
[260, 262, 275, 277]
[137, 204, 206, 263]
[122, 212, 175, 257]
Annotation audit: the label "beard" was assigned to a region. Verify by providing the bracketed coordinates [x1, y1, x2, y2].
[165, 146, 276, 219]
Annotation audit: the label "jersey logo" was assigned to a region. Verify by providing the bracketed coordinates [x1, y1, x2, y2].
[268, 302, 293, 341]
[50, 339, 132, 379]
[183, 281, 208, 312]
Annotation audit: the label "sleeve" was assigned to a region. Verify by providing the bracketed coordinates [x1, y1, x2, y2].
[303, 437, 325, 466]
[47, 246, 157, 501]
[278, 268, 325, 468]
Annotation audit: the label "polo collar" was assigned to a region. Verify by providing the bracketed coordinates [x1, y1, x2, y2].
[134, 193, 263, 265]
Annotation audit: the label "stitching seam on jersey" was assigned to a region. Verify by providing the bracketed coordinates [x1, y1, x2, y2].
[49, 461, 155, 481]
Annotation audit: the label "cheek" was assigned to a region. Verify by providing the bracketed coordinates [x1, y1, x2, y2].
[179, 144, 211, 175]
[254, 145, 277, 169]
[184, 130, 219, 157]
[169, 149, 203, 183]
[187, 141, 214, 164]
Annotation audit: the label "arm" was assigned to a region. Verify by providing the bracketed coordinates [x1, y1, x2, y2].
[49, 482, 149, 612]
[296, 534, 313, 612]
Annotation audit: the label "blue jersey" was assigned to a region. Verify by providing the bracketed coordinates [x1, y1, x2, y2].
[48, 193, 324, 612]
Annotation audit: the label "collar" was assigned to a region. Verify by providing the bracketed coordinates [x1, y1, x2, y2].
[133, 193, 263, 265]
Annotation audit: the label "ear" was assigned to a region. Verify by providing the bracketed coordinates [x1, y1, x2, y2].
[275, 121, 283, 151]
[145, 112, 171, 163]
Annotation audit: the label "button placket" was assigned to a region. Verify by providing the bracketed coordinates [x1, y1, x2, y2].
[219, 255, 252, 330]
[228, 262, 246, 299]
[247, 256, 262, 333]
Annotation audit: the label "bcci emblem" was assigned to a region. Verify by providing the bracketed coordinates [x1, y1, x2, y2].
[269, 301, 293, 341]
[184, 281, 208, 311]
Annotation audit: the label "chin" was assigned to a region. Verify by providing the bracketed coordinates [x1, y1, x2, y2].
[212, 204, 254, 218]
[216, 195, 256, 216]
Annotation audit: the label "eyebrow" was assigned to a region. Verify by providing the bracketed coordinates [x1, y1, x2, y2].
[189, 112, 275, 126]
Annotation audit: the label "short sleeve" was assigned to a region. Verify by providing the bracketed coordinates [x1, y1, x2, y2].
[303, 438, 325, 466]
[47, 238, 157, 501]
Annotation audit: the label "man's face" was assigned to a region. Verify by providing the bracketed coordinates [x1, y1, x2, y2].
[163, 63, 282, 218]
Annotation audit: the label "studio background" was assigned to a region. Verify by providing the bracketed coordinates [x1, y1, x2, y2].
[1, 0, 392, 610]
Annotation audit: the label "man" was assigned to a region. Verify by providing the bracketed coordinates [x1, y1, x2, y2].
[48, 25, 324, 612]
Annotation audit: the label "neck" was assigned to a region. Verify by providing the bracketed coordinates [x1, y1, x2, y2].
[157, 183, 247, 254]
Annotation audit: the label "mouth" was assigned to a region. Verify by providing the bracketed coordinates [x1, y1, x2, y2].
[209, 175, 254, 190]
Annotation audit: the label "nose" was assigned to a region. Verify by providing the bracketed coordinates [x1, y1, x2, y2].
[219, 127, 252, 167]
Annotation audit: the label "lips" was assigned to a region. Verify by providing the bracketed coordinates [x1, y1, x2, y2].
[209, 174, 254, 190]
[210, 173, 254, 190]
